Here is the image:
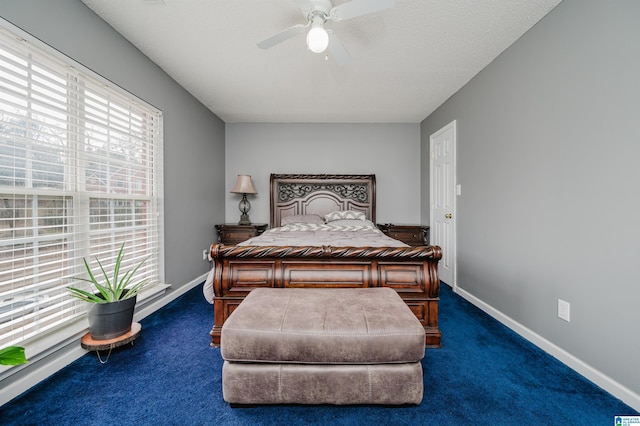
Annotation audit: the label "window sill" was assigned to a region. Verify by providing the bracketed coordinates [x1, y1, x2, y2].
[0, 283, 171, 377]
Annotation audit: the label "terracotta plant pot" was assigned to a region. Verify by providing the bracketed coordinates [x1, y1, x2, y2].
[87, 295, 137, 340]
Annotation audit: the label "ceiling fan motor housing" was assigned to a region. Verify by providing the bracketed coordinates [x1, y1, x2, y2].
[306, 0, 333, 18]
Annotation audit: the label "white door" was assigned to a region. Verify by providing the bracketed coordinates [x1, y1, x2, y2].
[430, 121, 456, 287]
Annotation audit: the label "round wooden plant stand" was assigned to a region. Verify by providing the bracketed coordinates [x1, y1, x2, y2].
[81, 322, 141, 364]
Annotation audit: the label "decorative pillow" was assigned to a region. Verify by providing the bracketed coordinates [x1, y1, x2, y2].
[326, 219, 376, 229]
[324, 210, 366, 222]
[281, 214, 325, 226]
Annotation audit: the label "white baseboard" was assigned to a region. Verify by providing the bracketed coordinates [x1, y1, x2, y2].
[0, 274, 207, 407]
[454, 286, 640, 412]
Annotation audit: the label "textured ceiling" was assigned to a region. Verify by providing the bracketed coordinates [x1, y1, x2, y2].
[80, 0, 562, 123]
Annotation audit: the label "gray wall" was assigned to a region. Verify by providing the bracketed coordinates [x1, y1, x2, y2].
[0, 0, 226, 289]
[225, 123, 421, 225]
[421, 0, 640, 400]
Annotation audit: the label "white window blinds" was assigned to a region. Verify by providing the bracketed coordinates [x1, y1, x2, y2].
[0, 23, 163, 349]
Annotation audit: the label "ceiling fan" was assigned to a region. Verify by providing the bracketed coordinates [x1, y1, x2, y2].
[257, 0, 395, 65]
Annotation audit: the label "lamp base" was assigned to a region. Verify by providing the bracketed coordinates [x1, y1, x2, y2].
[238, 213, 251, 226]
[238, 194, 252, 225]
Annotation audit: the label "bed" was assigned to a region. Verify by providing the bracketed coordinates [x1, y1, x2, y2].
[207, 174, 442, 348]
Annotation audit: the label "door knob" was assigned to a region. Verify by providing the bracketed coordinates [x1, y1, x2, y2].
[445, 213, 453, 219]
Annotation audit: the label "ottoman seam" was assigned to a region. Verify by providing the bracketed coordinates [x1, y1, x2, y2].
[224, 328, 424, 337]
[278, 296, 291, 332]
[362, 308, 370, 334]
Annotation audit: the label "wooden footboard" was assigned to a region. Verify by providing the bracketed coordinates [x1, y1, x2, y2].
[209, 243, 443, 348]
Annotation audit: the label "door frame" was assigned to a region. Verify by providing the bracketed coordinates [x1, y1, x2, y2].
[429, 120, 457, 290]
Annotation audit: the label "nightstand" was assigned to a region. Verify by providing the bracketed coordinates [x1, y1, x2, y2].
[377, 224, 430, 246]
[215, 223, 268, 245]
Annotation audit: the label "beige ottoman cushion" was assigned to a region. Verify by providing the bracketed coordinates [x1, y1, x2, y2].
[222, 361, 424, 405]
[221, 287, 425, 364]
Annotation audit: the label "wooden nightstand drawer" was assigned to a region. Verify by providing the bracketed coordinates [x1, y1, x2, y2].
[377, 224, 430, 246]
[215, 224, 268, 245]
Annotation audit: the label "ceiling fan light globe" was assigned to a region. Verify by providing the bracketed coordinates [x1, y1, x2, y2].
[307, 26, 329, 53]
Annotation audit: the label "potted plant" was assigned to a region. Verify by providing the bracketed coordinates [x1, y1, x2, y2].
[67, 242, 150, 340]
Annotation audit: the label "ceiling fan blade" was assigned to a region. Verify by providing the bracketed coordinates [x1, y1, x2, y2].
[327, 31, 350, 65]
[330, 0, 394, 21]
[257, 24, 308, 50]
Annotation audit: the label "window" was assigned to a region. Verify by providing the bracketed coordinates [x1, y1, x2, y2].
[0, 22, 163, 350]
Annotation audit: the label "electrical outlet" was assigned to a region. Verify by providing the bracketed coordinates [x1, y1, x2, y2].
[558, 299, 570, 322]
[202, 249, 208, 261]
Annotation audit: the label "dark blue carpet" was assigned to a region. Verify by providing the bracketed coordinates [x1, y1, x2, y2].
[1, 283, 636, 425]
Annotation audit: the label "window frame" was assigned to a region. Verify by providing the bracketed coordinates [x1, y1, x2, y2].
[0, 18, 164, 358]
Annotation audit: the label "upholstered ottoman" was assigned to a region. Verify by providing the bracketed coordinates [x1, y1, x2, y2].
[221, 287, 425, 405]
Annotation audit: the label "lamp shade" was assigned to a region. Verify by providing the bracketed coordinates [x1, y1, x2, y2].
[230, 175, 257, 194]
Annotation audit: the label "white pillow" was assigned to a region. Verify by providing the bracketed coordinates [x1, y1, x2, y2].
[281, 214, 325, 226]
[324, 210, 366, 222]
[326, 219, 376, 229]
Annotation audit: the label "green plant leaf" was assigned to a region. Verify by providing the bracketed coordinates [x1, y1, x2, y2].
[95, 257, 114, 298]
[80, 257, 113, 302]
[0, 346, 29, 366]
[67, 241, 150, 303]
[66, 286, 106, 303]
[120, 255, 150, 287]
[112, 242, 125, 294]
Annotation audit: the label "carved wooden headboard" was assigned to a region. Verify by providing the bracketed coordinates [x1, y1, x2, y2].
[270, 174, 376, 228]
